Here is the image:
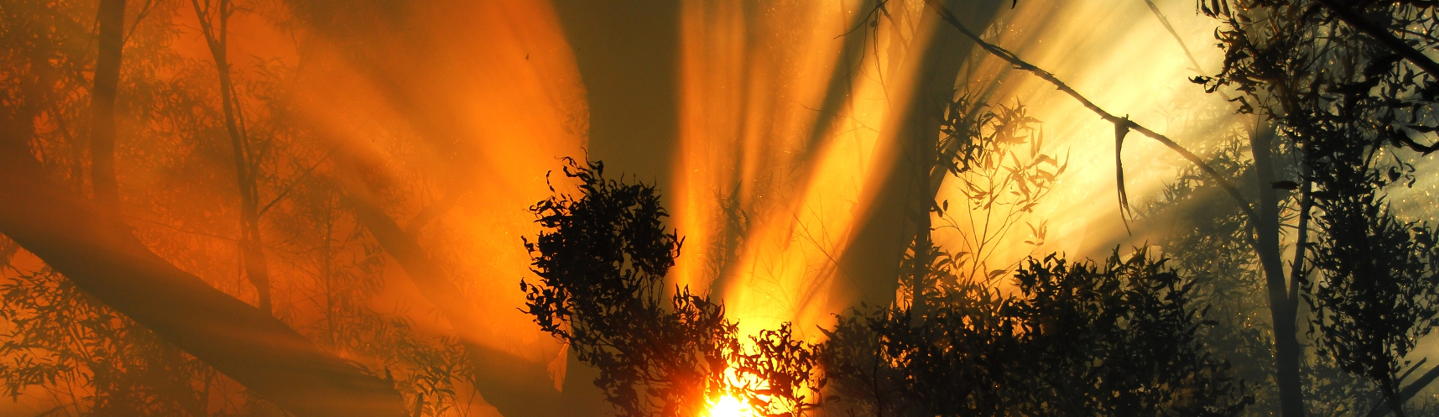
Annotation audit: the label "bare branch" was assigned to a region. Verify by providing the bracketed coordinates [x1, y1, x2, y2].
[921, 0, 1259, 228]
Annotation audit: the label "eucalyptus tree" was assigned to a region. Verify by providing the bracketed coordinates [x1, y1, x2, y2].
[520, 158, 824, 417]
[1194, 1, 1439, 415]
[872, 1, 1439, 415]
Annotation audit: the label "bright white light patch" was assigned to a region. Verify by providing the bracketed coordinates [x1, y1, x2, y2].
[706, 394, 753, 417]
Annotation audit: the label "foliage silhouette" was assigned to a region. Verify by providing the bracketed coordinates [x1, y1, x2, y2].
[826, 250, 1252, 417]
[521, 158, 823, 417]
[1312, 186, 1439, 417]
[1196, 0, 1439, 414]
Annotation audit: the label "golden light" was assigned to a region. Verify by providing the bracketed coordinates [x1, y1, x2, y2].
[672, 0, 1243, 342]
[674, 0, 931, 341]
[706, 394, 755, 417]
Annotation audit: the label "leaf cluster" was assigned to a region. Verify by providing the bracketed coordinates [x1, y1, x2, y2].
[521, 158, 824, 417]
[1311, 186, 1439, 407]
[0, 268, 210, 416]
[1199, 0, 1439, 411]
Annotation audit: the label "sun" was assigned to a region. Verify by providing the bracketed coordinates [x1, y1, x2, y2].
[705, 394, 753, 417]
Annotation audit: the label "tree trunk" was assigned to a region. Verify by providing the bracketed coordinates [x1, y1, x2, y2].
[1252, 119, 1306, 417]
[0, 143, 406, 417]
[90, 0, 125, 208]
[191, 0, 272, 314]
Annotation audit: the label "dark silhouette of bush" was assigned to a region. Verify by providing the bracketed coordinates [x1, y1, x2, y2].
[1312, 184, 1439, 416]
[521, 158, 822, 417]
[823, 250, 1252, 417]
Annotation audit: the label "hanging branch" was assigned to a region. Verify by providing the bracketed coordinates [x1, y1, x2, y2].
[1287, 176, 1313, 307]
[919, 0, 1258, 229]
[1114, 120, 1133, 234]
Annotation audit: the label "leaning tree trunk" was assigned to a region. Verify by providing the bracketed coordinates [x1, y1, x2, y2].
[348, 195, 567, 417]
[0, 138, 406, 417]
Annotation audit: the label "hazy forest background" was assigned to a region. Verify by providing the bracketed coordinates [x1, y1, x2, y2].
[2, 0, 1439, 416]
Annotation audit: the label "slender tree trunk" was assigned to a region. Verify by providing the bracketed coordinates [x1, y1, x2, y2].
[90, 0, 125, 208]
[1384, 377, 1408, 417]
[1252, 119, 1306, 417]
[191, 0, 272, 314]
[909, 214, 930, 327]
[0, 142, 407, 417]
[87, 3, 128, 407]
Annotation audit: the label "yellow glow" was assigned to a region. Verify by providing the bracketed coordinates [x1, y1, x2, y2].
[673, 0, 1239, 339]
[287, 0, 586, 386]
[706, 394, 754, 417]
[675, 0, 932, 339]
[934, 0, 1241, 265]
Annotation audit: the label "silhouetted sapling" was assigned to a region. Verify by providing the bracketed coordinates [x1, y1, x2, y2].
[521, 158, 823, 417]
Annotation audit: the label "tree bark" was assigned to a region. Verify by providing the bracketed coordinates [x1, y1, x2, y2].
[90, 0, 125, 208]
[0, 142, 406, 417]
[1252, 120, 1307, 417]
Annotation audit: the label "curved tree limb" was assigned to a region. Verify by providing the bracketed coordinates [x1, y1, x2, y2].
[1366, 363, 1439, 417]
[920, 0, 1259, 228]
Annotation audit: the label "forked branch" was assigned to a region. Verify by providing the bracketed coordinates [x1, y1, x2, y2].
[919, 0, 1259, 228]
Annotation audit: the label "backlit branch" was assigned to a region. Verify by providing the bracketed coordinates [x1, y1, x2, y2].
[1313, 0, 1439, 85]
[920, 0, 1259, 229]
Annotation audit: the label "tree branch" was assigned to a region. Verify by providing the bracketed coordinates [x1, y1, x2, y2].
[1288, 176, 1314, 306]
[921, 0, 1259, 227]
[1365, 363, 1439, 417]
[1313, 0, 1439, 85]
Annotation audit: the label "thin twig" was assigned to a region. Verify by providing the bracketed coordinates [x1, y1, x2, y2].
[126, 215, 238, 241]
[1143, 0, 1238, 104]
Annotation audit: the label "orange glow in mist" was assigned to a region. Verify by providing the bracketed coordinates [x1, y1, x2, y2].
[673, 0, 935, 337]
